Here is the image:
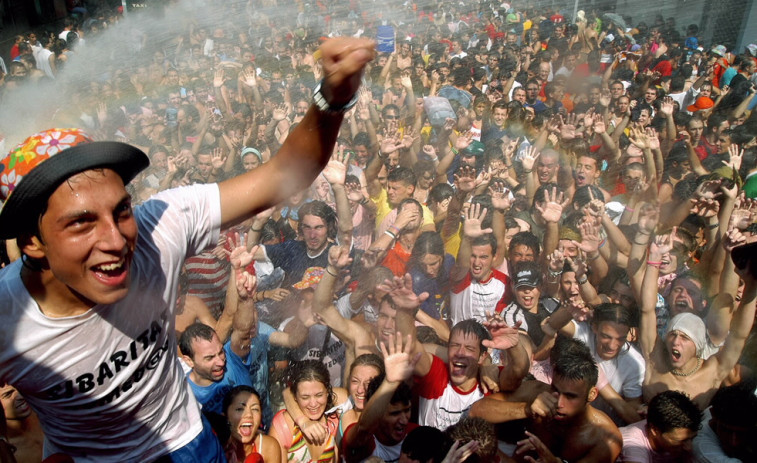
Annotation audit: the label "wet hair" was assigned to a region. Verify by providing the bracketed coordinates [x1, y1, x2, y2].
[533, 182, 561, 206]
[509, 231, 541, 257]
[286, 360, 336, 412]
[402, 426, 450, 463]
[646, 390, 702, 434]
[552, 346, 598, 389]
[709, 380, 757, 428]
[297, 200, 337, 239]
[572, 185, 604, 209]
[179, 323, 216, 358]
[397, 198, 423, 227]
[365, 373, 412, 405]
[222, 385, 261, 416]
[353, 132, 371, 148]
[387, 167, 417, 187]
[410, 231, 446, 271]
[470, 233, 498, 255]
[356, 266, 394, 295]
[450, 319, 492, 354]
[592, 303, 635, 328]
[446, 417, 498, 463]
[550, 337, 591, 365]
[348, 353, 385, 379]
[382, 103, 401, 119]
[413, 160, 437, 180]
[428, 183, 455, 205]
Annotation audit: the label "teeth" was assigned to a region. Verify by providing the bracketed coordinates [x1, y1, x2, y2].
[241, 424, 252, 428]
[96, 261, 123, 271]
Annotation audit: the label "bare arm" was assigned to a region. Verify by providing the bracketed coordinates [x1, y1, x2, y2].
[713, 250, 757, 380]
[217, 38, 375, 228]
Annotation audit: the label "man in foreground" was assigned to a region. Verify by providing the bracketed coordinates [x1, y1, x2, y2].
[0, 37, 374, 462]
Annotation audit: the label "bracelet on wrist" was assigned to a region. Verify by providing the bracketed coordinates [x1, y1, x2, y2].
[646, 260, 661, 267]
[587, 252, 601, 261]
[708, 222, 719, 229]
[577, 275, 589, 284]
[523, 169, 533, 174]
[251, 227, 263, 232]
[625, 205, 635, 212]
[548, 269, 563, 277]
[326, 266, 339, 277]
[384, 230, 397, 240]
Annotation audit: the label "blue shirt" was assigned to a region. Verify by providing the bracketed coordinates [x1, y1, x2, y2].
[225, 323, 276, 428]
[188, 343, 252, 415]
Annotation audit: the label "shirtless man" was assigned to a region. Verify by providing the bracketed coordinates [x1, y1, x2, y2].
[639, 231, 757, 409]
[1, 384, 43, 463]
[511, 349, 622, 462]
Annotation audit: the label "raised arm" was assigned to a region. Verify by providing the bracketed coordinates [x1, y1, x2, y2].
[218, 38, 375, 228]
[713, 234, 757, 381]
[639, 233, 671, 360]
[312, 245, 371, 349]
[343, 333, 418, 463]
[320, 150, 354, 247]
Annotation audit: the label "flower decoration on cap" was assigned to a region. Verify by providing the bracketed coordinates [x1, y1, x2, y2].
[0, 128, 93, 202]
[293, 267, 326, 290]
[0, 127, 149, 240]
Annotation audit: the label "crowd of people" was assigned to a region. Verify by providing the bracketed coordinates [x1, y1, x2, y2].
[1, 0, 757, 462]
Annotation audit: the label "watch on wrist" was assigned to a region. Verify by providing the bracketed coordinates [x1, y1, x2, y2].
[313, 81, 359, 114]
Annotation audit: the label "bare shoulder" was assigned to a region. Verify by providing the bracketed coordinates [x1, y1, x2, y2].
[586, 406, 623, 455]
[261, 434, 283, 463]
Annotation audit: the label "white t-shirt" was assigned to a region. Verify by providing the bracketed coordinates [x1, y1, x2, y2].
[0, 184, 221, 462]
[573, 320, 644, 423]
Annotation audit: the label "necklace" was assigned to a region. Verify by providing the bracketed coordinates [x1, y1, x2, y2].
[671, 357, 702, 377]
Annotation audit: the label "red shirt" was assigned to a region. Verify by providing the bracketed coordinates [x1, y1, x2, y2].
[382, 241, 411, 277]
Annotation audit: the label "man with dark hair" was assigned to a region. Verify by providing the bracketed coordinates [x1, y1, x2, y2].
[548, 302, 645, 424]
[450, 203, 509, 325]
[251, 200, 338, 288]
[0, 37, 374, 461]
[513, 350, 623, 462]
[523, 78, 547, 113]
[408, 317, 528, 431]
[508, 231, 541, 265]
[179, 323, 252, 415]
[446, 416, 499, 463]
[400, 427, 450, 463]
[693, 380, 757, 461]
[438, 67, 473, 108]
[341, 334, 419, 463]
[620, 390, 702, 462]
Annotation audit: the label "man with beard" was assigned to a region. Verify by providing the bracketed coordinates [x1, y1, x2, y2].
[251, 200, 339, 289]
[180, 323, 253, 415]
